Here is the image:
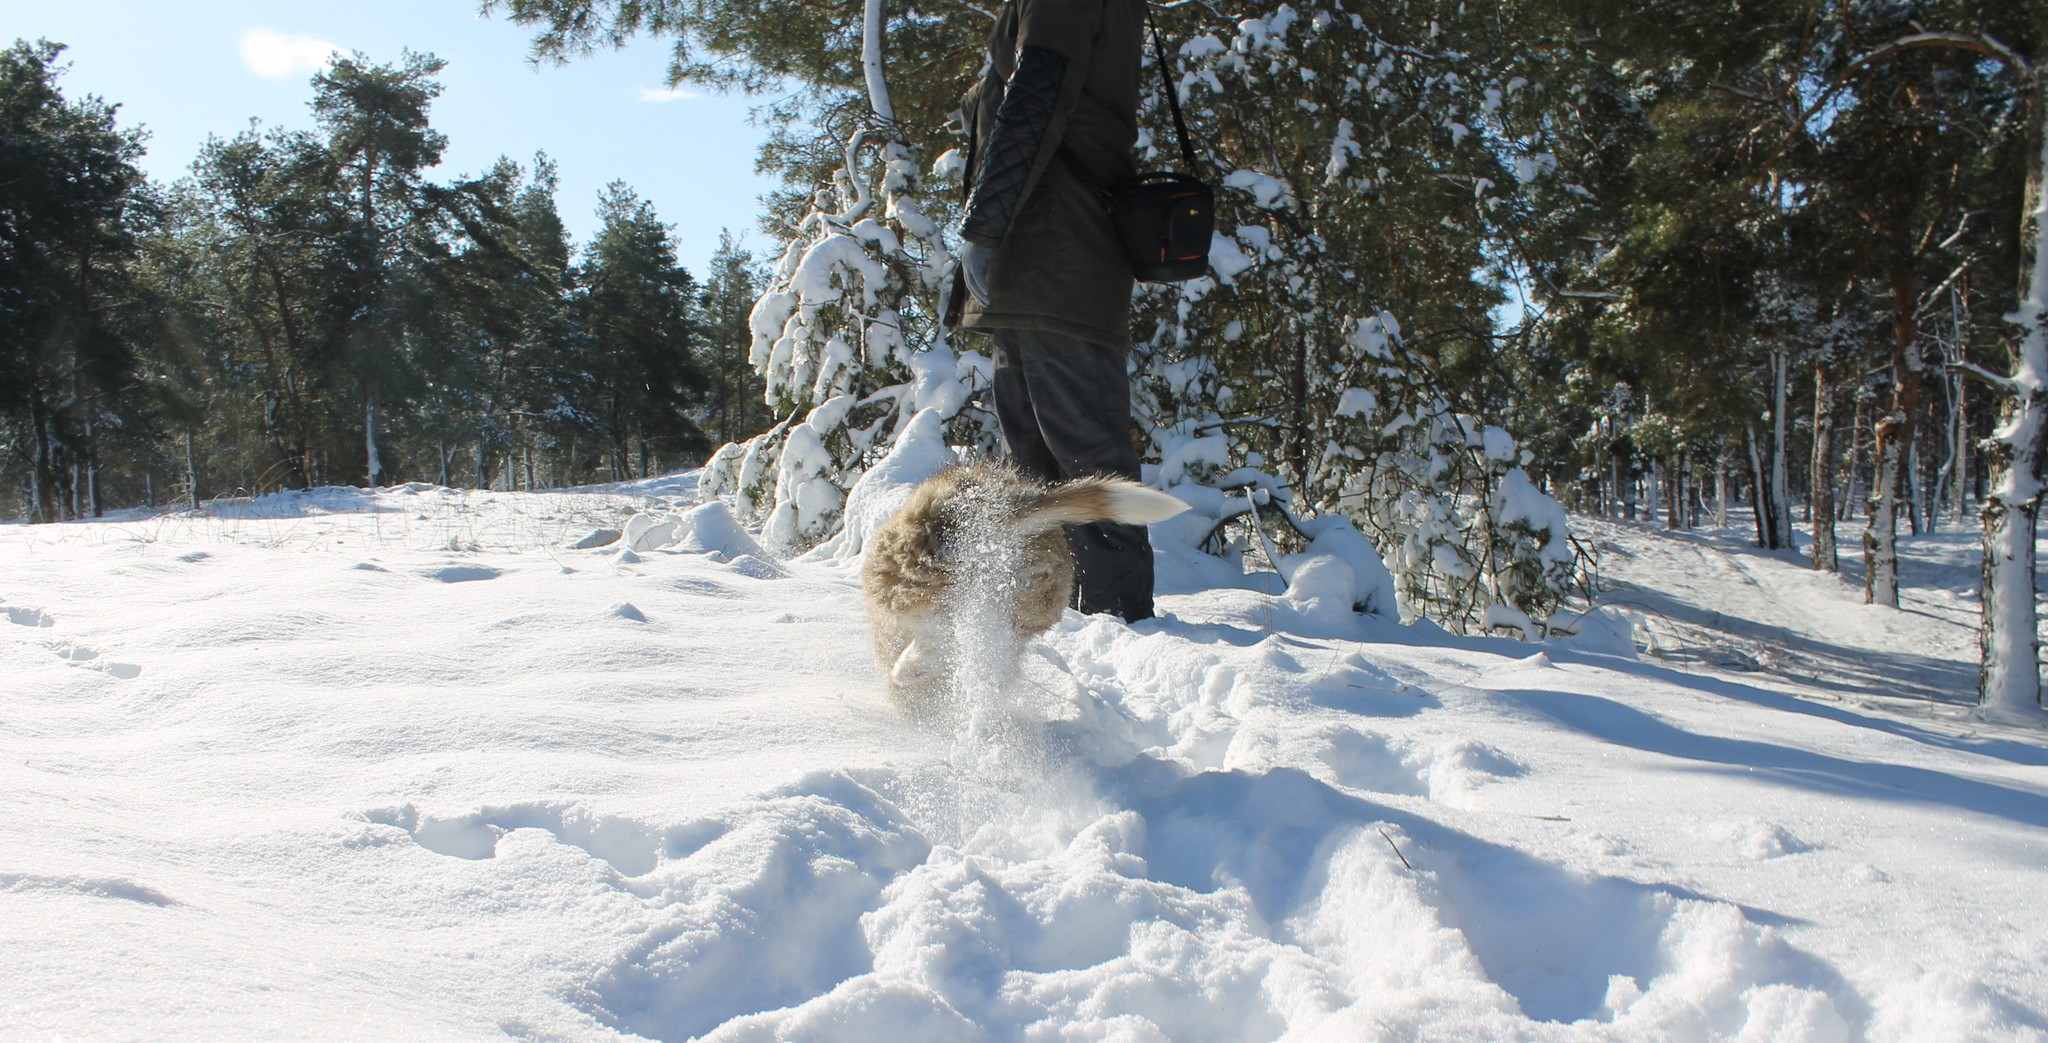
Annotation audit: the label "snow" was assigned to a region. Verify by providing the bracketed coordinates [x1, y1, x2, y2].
[1325, 118, 1359, 182]
[824, 408, 954, 560]
[1334, 387, 1376, 418]
[1223, 169, 1292, 210]
[1497, 467, 1573, 564]
[3, 483, 2046, 1040]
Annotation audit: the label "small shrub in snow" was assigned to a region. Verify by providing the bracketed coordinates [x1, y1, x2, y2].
[704, 136, 996, 555]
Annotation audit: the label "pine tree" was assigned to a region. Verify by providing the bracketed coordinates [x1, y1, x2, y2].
[311, 50, 451, 487]
[578, 181, 709, 480]
[0, 40, 153, 521]
[700, 230, 771, 448]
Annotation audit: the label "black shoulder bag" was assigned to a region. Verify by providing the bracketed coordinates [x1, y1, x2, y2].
[1107, 4, 1215, 283]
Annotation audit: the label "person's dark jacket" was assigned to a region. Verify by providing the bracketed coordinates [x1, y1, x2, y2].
[957, 0, 1142, 351]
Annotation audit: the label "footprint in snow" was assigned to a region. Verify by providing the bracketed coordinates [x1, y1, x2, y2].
[48, 641, 142, 680]
[60, 647, 143, 680]
[8, 608, 140, 677]
[360, 802, 664, 878]
[422, 564, 502, 583]
[4, 606, 55, 628]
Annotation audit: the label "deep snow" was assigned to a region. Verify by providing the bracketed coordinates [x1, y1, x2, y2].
[3, 479, 2045, 1041]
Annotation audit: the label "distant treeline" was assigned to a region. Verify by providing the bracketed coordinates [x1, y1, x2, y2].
[0, 41, 772, 521]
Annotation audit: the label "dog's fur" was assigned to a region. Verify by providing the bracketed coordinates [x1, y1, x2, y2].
[862, 464, 1186, 705]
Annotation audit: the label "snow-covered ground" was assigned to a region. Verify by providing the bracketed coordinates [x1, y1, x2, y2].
[4, 480, 2044, 1041]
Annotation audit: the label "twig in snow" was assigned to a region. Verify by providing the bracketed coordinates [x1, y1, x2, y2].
[1379, 828, 1413, 871]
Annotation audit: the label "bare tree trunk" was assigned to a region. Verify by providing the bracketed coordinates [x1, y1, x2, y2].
[1608, 439, 1621, 519]
[1714, 450, 1730, 528]
[1865, 412, 1904, 607]
[1954, 374, 1971, 523]
[1935, 289, 1965, 529]
[862, 0, 896, 122]
[1813, 363, 1839, 571]
[365, 381, 384, 488]
[637, 418, 650, 480]
[1843, 390, 1867, 522]
[1911, 421, 1931, 535]
[1867, 277, 1923, 602]
[28, 396, 58, 522]
[1646, 457, 1662, 525]
[1686, 451, 1702, 527]
[84, 414, 100, 518]
[1908, 427, 1922, 535]
[1746, 427, 1771, 548]
[1666, 454, 1682, 530]
[1978, 86, 2048, 719]
[1769, 349, 1793, 549]
[184, 431, 199, 510]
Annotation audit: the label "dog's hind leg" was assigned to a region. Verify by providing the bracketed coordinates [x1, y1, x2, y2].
[890, 636, 935, 693]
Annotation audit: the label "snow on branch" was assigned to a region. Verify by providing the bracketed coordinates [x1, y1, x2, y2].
[1948, 359, 2021, 396]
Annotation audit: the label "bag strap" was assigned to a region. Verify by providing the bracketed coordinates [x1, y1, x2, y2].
[1143, 2, 1201, 174]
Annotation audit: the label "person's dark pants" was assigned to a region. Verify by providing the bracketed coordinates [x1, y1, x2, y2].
[991, 327, 1155, 623]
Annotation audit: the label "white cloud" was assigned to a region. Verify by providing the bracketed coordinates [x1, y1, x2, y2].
[240, 28, 341, 81]
[637, 86, 700, 104]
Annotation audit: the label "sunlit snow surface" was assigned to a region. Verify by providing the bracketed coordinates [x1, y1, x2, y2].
[3, 479, 2045, 1041]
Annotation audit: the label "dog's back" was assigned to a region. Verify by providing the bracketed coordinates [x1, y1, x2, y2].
[862, 464, 1184, 704]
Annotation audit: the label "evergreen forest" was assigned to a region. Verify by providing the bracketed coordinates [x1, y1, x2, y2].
[1, 40, 772, 517]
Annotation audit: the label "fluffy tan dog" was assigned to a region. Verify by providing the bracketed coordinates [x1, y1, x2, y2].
[862, 464, 1186, 706]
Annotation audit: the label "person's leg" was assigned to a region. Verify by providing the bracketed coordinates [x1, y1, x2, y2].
[991, 329, 1060, 484]
[1000, 328, 1155, 622]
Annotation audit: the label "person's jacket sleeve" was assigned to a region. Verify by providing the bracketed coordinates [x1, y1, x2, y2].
[959, 0, 1102, 246]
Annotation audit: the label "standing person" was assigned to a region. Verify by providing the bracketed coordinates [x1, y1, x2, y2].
[953, 0, 1153, 622]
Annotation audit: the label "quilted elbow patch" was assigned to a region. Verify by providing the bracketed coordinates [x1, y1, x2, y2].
[961, 44, 1068, 245]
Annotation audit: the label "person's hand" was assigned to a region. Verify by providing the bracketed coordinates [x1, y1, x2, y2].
[958, 239, 995, 307]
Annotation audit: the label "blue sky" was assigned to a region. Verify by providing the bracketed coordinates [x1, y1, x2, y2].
[1, 0, 781, 277]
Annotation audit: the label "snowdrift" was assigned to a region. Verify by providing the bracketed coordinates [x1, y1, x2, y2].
[2, 480, 2044, 1041]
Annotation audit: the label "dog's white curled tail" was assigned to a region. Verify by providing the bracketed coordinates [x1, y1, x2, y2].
[1016, 477, 1188, 533]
